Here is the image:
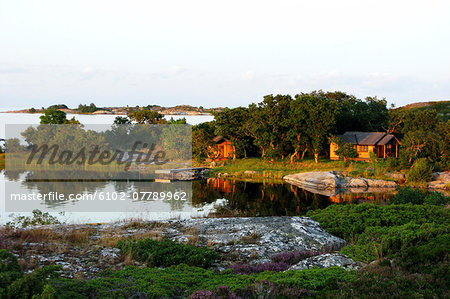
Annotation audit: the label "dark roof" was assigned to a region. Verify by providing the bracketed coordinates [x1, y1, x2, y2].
[377, 134, 396, 145]
[212, 136, 230, 143]
[336, 132, 398, 146]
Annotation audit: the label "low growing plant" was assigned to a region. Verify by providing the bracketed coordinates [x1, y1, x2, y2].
[117, 238, 219, 268]
[407, 158, 433, 184]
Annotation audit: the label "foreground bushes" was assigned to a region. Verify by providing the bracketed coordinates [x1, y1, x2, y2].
[0, 249, 61, 298]
[48, 265, 355, 298]
[407, 158, 434, 184]
[307, 202, 449, 296]
[389, 186, 449, 205]
[117, 238, 219, 268]
[307, 202, 448, 240]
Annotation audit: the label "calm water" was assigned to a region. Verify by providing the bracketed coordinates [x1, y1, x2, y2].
[0, 113, 393, 224]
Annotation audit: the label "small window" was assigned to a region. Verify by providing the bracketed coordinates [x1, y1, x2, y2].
[358, 145, 368, 152]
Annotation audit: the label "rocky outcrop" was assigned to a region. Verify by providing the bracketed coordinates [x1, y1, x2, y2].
[428, 171, 450, 190]
[284, 171, 398, 193]
[386, 172, 406, 181]
[10, 217, 347, 278]
[165, 217, 346, 264]
[288, 253, 363, 271]
[283, 171, 347, 190]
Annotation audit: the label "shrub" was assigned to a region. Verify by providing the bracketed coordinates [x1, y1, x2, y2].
[424, 191, 449, 205]
[0, 249, 23, 297]
[307, 203, 448, 240]
[7, 265, 62, 299]
[0, 249, 62, 299]
[6, 209, 61, 228]
[386, 157, 400, 171]
[389, 186, 449, 205]
[117, 238, 219, 268]
[389, 186, 425, 204]
[48, 265, 355, 298]
[407, 158, 433, 184]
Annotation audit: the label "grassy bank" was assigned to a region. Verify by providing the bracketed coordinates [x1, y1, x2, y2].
[207, 157, 398, 181]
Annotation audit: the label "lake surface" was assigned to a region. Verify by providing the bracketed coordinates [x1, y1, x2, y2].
[0, 113, 394, 225]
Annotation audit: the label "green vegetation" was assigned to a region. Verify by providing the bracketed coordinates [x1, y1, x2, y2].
[194, 91, 389, 163]
[39, 108, 80, 124]
[47, 104, 69, 110]
[389, 108, 449, 169]
[207, 157, 394, 181]
[307, 198, 449, 296]
[398, 100, 450, 122]
[77, 103, 99, 113]
[127, 108, 166, 124]
[0, 249, 62, 298]
[117, 238, 219, 268]
[329, 135, 358, 166]
[43, 265, 355, 298]
[6, 209, 61, 228]
[407, 158, 433, 184]
[389, 186, 449, 205]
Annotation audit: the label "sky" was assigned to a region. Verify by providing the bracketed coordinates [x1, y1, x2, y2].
[1, 0, 449, 109]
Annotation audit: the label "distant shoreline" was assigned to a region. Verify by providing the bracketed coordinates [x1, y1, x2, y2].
[0, 109, 213, 116]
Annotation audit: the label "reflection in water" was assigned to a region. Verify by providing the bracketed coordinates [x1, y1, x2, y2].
[193, 178, 394, 217]
[192, 178, 332, 216]
[1, 170, 395, 223]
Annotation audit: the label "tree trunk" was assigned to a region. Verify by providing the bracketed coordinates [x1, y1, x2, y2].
[301, 148, 308, 160]
[290, 150, 299, 164]
[314, 152, 319, 163]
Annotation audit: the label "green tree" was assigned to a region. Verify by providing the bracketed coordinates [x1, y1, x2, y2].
[214, 107, 252, 158]
[192, 122, 216, 162]
[286, 97, 310, 163]
[329, 135, 358, 165]
[39, 108, 68, 124]
[113, 116, 131, 125]
[246, 95, 291, 160]
[128, 108, 167, 124]
[296, 92, 338, 163]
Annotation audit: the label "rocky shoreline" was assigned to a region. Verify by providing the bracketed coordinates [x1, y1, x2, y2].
[1, 216, 361, 279]
[284, 171, 449, 196]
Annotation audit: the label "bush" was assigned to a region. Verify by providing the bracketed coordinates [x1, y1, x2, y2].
[48, 265, 356, 298]
[0, 249, 23, 297]
[6, 209, 61, 228]
[307, 203, 448, 240]
[0, 249, 61, 298]
[117, 238, 219, 268]
[389, 186, 449, 205]
[386, 157, 400, 171]
[407, 158, 433, 184]
[424, 191, 449, 205]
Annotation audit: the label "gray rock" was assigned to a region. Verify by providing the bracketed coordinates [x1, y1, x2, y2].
[284, 172, 343, 190]
[164, 216, 346, 263]
[428, 171, 450, 190]
[289, 253, 362, 271]
[347, 177, 369, 188]
[386, 172, 406, 181]
[284, 171, 397, 192]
